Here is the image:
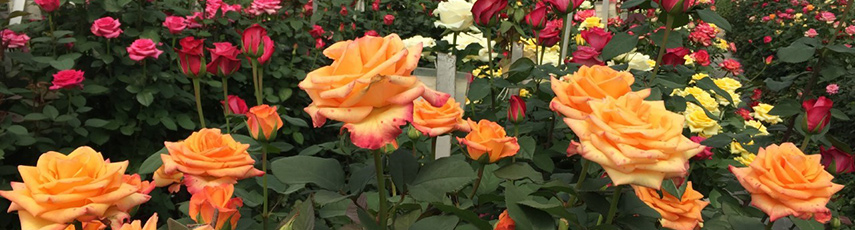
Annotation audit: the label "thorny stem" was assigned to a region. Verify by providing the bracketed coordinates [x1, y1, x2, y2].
[648, 15, 674, 86]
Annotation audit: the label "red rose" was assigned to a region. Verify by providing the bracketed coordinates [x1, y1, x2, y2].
[177, 37, 206, 78]
[545, 0, 585, 14]
[525, 2, 549, 29]
[654, 0, 695, 14]
[820, 146, 855, 174]
[691, 49, 710, 66]
[127, 38, 163, 61]
[91, 17, 123, 39]
[718, 59, 743, 75]
[340, 5, 348, 16]
[310, 25, 325, 38]
[537, 19, 563, 47]
[315, 38, 325, 49]
[221, 95, 249, 114]
[35, 0, 60, 12]
[508, 95, 526, 123]
[185, 12, 203, 29]
[661, 47, 690, 66]
[471, 0, 508, 26]
[162, 16, 187, 34]
[50, 70, 85, 90]
[383, 14, 395, 25]
[241, 24, 270, 58]
[571, 46, 603, 66]
[207, 42, 242, 77]
[581, 27, 612, 51]
[364, 30, 379, 37]
[802, 96, 833, 133]
[751, 88, 762, 101]
[690, 136, 713, 160]
[372, 0, 380, 11]
[736, 108, 753, 121]
[763, 36, 772, 43]
[765, 55, 774, 64]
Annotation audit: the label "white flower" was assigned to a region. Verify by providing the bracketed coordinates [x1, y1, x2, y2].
[579, 1, 593, 9]
[612, 51, 654, 71]
[403, 35, 437, 62]
[433, 0, 477, 32]
[442, 32, 495, 62]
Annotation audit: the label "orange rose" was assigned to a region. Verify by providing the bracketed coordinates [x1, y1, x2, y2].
[246, 104, 284, 141]
[412, 98, 469, 137]
[153, 165, 183, 193]
[729, 143, 844, 223]
[162, 128, 264, 194]
[62, 222, 105, 230]
[117, 214, 158, 230]
[456, 119, 519, 163]
[565, 91, 704, 188]
[122, 174, 156, 195]
[189, 185, 243, 230]
[0, 147, 150, 230]
[494, 210, 516, 230]
[633, 182, 709, 230]
[299, 34, 451, 149]
[550, 65, 636, 120]
[192, 226, 216, 230]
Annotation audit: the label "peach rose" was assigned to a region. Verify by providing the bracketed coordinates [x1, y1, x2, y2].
[246, 104, 284, 141]
[412, 98, 469, 137]
[189, 185, 243, 230]
[62, 222, 105, 230]
[192, 226, 215, 230]
[565, 91, 704, 188]
[162, 128, 264, 194]
[122, 174, 156, 195]
[153, 165, 183, 193]
[456, 119, 519, 163]
[0, 147, 151, 230]
[729, 143, 844, 223]
[494, 210, 516, 230]
[299, 34, 450, 149]
[633, 182, 709, 230]
[550, 65, 637, 120]
[117, 214, 157, 230]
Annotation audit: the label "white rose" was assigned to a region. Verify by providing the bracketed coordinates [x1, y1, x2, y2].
[433, 0, 477, 32]
[614, 52, 654, 71]
[403, 35, 437, 62]
[442, 32, 496, 62]
[579, 1, 593, 9]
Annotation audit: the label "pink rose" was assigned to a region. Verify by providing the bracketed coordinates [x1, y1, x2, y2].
[206, 0, 241, 18]
[206, 42, 242, 76]
[816, 11, 836, 23]
[804, 28, 818, 37]
[91, 17, 123, 39]
[763, 36, 772, 43]
[127, 38, 164, 61]
[364, 30, 379, 37]
[383, 14, 395, 25]
[580, 27, 612, 51]
[50, 70, 85, 90]
[162, 16, 187, 34]
[1, 29, 30, 49]
[185, 12, 204, 29]
[571, 46, 603, 66]
[719, 59, 743, 76]
[690, 136, 713, 160]
[845, 25, 855, 35]
[34, 0, 59, 12]
[826, 84, 839, 95]
[221, 95, 249, 114]
[574, 9, 596, 21]
[248, 0, 281, 16]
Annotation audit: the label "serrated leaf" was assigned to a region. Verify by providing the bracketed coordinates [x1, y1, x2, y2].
[407, 157, 476, 202]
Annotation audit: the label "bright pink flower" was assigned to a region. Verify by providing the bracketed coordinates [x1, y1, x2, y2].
[1, 29, 29, 49]
[315, 38, 325, 49]
[162, 16, 187, 34]
[364, 30, 379, 37]
[816, 11, 836, 23]
[689, 31, 713, 46]
[537, 19, 563, 47]
[34, 0, 59, 12]
[372, 0, 380, 11]
[241, 24, 274, 63]
[802, 96, 833, 133]
[661, 47, 690, 66]
[719, 59, 743, 75]
[383, 14, 395, 25]
[691, 49, 710, 66]
[804, 28, 818, 37]
[176, 37, 206, 78]
[221, 95, 249, 114]
[248, 0, 281, 16]
[763, 36, 772, 43]
[826, 84, 839, 95]
[50, 70, 85, 90]
[206, 0, 241, 18]
[545, 0, 585, 14]
[654, 0, 695, 14]
[127, 38, 163, 61]
[91, 17, 123, 39]
[207, 42, 242, 76]
[765, 55, 774, 64]
[581, 27, 612, 51]
[571, 46, 603, 66]
[508, 95, 526, 123]
[185, 12, 204, 29]
[574, 9, 596, 21]
[690, 136, 713, 160]
[820, 146, 855, 174]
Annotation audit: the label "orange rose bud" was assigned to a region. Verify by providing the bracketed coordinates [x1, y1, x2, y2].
[412, 98, 469, 137]
[494, 210, 516, 230]
[0, 146, 151, 230]
[162, 128, 264, 194]
[550, 65, 636, 120]
[633, 182, 709, 230]
[729, 142, 844, 223]
[118, 214, 158, 230]
[456, 119, 519, 163]
[564, 91, 704, 188]
[246, 104, 284, 141]
[189, 185, 243, 230]
[299, 34, 451, 149]
[508, 95, 526, 123]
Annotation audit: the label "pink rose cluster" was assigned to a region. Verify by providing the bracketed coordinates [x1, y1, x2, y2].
[688, 22, 718, 46]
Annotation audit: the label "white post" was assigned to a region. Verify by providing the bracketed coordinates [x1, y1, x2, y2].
[559, 13, 574, 62]
[8, 0, 26, 25]
[355, 0, 365, 12]
[600, 0, 610, 19]
[434, 53, 456, 159]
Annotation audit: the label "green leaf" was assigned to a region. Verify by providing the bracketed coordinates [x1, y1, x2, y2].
[6, 125, 28, 135]
[660, 179, 687, 201]
[517, 199, 577, 221]
[790, 216, 823, 230]
[468, 78, 490, 101]
[650, 29, 683, 49]
[176, 114, 195, 130]
[432, 204, 492, 230]
[493, 162, 543, 182]
[49, 58, 74, 70]
[161, 117, 177, 131]
[83, 85, 110, 94]
[410, 215, 459, 230]
[138, 147, 166, 174]
[271, 156, 345, 190]
[313, 190, 347, 206]
[388, 150, 419, 193]
[517, 136, 536, 160]
[777, 43, 815, 63]
[727, 216, 764, 230]
[505, 183, 555, 230]
[290, 199, 316, 230]
[620, 0, 646, 8]
[137, 92, 154, 106]
[826, 44, 855, 54]
[601, 33, 639, 60]
[768, 98, 800, 117]
[701, 134, 731, 148]
[166, 218, 191, 230]
[23, 113, 48, 121]
[408, 157, 477, 202]
[831, 108, 850, 121]
[506, 58, 535, 83]
[764, 73, 798, 91]
[695, 9, 732, 31]
[85, 118, 110, 127]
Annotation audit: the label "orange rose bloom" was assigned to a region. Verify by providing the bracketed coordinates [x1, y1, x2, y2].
[246, 104, 284, 141]
[0, 147, 151, 230]
[494, 210, 516, 230]
[456, 119, 519, 163]
[729, 143, 844, 223]
[189, 185, 243, 230]
[62, 221, 105, 230]
[565, 91, 704, 188]
[633, 182, 709, 230]
[162, 128, 264, 194]
[192, 226, 216, 230]
[117, 214, 158, 230]
[550, 65, 636, 120]
[412, 98, 469, 137]
[299, 34, 450, 149]
[153, 165, 183, 193]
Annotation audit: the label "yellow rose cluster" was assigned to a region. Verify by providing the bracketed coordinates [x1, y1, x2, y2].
[672, 75, 748, 137]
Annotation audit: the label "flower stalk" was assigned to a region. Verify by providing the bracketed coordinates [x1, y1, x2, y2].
[649, 14, 675, 85]
[192, 78, 206, 128]
[604, 185, 623, 225]
[373, 150, 389, 229]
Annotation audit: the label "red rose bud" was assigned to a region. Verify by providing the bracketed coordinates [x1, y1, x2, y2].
[751, 88, 762, 100]
[315, 38, 325, 49]
[364, 30, 379, 37]
[383, 14, 395, 25]
[765, 55, 774, 64]
[471, 0, 508, 26]
[545, 0, 585, 14]
[802, 96, 833, 133]
[508, 95, 526, 123]
[661, 47, 690, 66]
[525, 2, 549, 29]
[35, 0, 60, 12]
[763, 36, 772, 43]
[820, 146, 855, 174]
[221, 95, 249, 114]
[207, 42, 242, 77]
[340, 5, 348, 16]
[177, 37, 207, 78]
[654, 0, 695, 14]
[241, 24, 271, 59]
[537, 19, 563, 46]
[580, 27, 613, 51]
[372, 0, 380, 11]
[310, 25, 325, 38]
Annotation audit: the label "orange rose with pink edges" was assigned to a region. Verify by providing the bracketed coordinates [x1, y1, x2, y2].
[299, 34, 450, 149]
[0, 146, 150, 230]
[456, 119, 519, 163]
[161, 128, 264, 194]
[117, 214, 157, 230]
[550, 65, 636, 120]
[565, 91, 704, 188]
[412, 98, 469, 137]
[189, 185, 243, 230]
[729, 143, 844, 223]
[246, 104, 284, 141]
[633, 182, 709, 230]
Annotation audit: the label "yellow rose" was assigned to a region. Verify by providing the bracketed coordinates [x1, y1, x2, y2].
[730, 143, 844, 223]
[684, 104, 721, 137]
[565, 91, 704, 188]
[0, 147, 151, 230]
[690, 73, 708, 83]
[716, 90, 742, 107]
[751, 103, 783, 124]
[299, 34, 450, 149]
[575, 34, 586, 45]
[550, 65, 636, 120]
[730, 140, 752, 155]
[519, 88, 531, 97]
[715, 38, 729, 50]
[633, 182, 709, 230]
[162, 128, 264, 193]
[683, 55, 694, 65]
[713, 77, 742, 92]
[734, 153, 756, 166]
[580, 17, 603, 29]
[744, 120, 769, 135]
[672, 87, 719, 114]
